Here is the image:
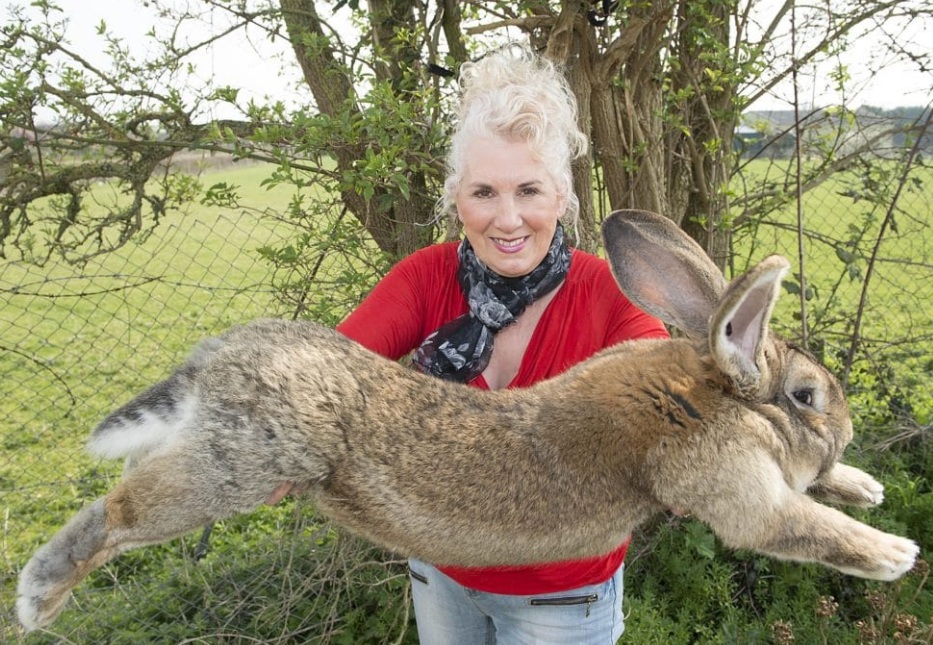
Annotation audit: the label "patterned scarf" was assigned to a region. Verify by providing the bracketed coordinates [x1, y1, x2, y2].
[411, 225, 571, 382]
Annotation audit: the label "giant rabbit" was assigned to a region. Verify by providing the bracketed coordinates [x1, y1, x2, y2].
[17, 209, 918, 632]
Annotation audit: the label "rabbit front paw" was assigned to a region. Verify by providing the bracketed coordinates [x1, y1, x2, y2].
[851, 533, 920, 581]
[810, 463, 885, 507]
[852, 471, 885, 506]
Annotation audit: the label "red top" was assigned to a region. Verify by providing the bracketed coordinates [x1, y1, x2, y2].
[337, 241, 669, 595]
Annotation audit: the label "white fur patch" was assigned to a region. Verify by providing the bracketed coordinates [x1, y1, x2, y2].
[87, 394, 197, 460]
[15, 595, 40, 632]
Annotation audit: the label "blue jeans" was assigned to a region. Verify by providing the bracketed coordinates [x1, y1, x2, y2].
[408, 559, 625, 645]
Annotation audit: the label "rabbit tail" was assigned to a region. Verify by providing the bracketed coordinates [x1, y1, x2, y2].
[87, 336, 224, 463]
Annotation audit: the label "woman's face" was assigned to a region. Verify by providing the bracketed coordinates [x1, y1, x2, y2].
[456, 137, 565, 278]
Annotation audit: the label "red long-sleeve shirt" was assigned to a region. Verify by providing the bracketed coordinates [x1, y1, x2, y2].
[337, 241, 668, 595]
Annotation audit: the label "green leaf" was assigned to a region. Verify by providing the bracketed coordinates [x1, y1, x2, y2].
[834, 246, 857, 264]
[782, 279, 801, 296]
[684, 521, 717, 559]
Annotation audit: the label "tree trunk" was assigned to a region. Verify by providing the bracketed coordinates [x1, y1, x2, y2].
[668, 0, 739, 269]
[542, 2, 599, 252]
[279, 0, 435, 260]
[593, 2, 673, 218]
[367, 0, 439, 257]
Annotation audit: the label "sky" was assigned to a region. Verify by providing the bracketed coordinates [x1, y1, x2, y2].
[5, 0, 309, 123]
[745, 2, 933, 111]
[6, 0, 933, 121]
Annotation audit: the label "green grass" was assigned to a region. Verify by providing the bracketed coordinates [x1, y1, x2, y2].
[0, 161, 300, 635]
[730, 160, 933, 422]
[1, 160, 414, 644]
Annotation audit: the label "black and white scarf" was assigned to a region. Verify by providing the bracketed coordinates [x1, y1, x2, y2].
[411, 225, 571, 382]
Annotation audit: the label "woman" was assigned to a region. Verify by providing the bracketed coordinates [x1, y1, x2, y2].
[337, 46, 668, 644]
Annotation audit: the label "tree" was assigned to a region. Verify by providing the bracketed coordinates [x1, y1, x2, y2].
[2, 0, 931, 271]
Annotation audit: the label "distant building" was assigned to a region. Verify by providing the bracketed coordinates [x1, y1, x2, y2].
[736, 107, 931, 159]
[734, 124, 765, 156]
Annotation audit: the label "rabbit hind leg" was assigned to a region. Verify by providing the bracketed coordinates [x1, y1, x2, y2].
[17, 497, 112, 631]
[17, 448, 263, 631]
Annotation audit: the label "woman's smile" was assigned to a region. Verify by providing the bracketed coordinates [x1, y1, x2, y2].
[456, 137, 564, 278]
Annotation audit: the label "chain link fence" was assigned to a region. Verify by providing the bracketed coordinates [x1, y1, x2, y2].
[2, 148, 931, 642]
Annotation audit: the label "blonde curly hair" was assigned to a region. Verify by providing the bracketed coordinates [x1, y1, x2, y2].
[439, 45, 589, 229]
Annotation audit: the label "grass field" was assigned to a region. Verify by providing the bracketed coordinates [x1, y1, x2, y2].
[0, 161, 304, 637]
[1, 158, 931, 642]
[730, 159, 933, 423]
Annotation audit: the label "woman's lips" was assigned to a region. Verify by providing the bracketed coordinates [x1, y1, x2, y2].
[491, 236, 529, 254]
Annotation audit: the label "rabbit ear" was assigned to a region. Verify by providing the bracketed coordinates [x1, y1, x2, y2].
[602, 209, 727, 337]
[709, 255, 790, 395]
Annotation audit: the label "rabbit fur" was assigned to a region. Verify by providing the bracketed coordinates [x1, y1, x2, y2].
[17, 209, 918, 632]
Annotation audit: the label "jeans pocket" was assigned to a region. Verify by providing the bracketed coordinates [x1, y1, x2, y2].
[528, 592, 599, 607]
[409, 566, 429, 585]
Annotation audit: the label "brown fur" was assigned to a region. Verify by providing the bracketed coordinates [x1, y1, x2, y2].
[16, 210, 918, 633]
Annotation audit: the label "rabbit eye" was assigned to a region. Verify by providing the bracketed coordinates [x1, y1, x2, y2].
[792, 389, 814, 406]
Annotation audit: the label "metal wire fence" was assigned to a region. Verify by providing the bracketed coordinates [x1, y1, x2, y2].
[1, 153, 931, 642]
